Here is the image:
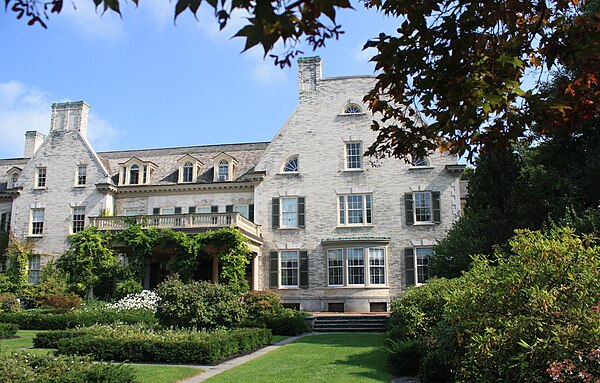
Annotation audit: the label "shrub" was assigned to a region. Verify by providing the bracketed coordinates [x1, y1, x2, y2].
[244, 290, 284, 318]
[155, 276, 247, 330]
[386, 338, 426, 376]
[114, 279, 144, 299]
[0, 307, 156, 330]
[41, 292, 83, 313]
[107, 290, 160, 312]
[264, 310, 310, 336]
[0, 292, 21, 313]
[0, 322, 18, 339]
[55, 325, 272, 365]
[0, 274, 17, 294]
[0, 353, 137, 383]
[243, 290, 309, 335]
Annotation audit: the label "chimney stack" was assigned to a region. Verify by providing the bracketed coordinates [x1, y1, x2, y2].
[23, 131, 45, 158]
[298, 56, 322, 100]
[50, 101, 90, 138]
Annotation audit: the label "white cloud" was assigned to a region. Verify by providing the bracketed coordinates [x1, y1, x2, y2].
[60, 0, 125, 39]
[0, 81, 120, 158]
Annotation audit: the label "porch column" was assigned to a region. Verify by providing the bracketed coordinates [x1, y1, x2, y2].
[212, 254, 219, 283]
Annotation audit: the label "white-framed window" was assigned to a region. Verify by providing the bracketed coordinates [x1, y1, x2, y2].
[414, 192, 432, 223]
[345, 142, 362, 169]
[234, 205, 250, 219]
[36, 167, 47, 188]
[76, 165, 87, 186]
[182, 162, 194, 183]
[9, 172, 19, 188]
[129, 164, 140, 184]
[196, 206, 212, 214]
[160, 207, 176, 215]
[28, 255, 41, 284]
[282, 156, 299, 173]
[338, 194, 372, 226]
[30, 209, 44, 236]
[327, 247, 386, 287]
[218, 160, 229, 181]
[327, 249, 344, 286]
[280, 250, 299, 287]
[281, 197, 298, 228]
[411, 156, 429, 167]
[343, 104, 362, 114]
[416, 247, 434, 284]
[124, 209, 139, 216]
[72, 207, 86, 234]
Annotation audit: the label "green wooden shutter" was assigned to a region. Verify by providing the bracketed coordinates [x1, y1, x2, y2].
[152, 208, 160, 215]
[299, 251, 309, 288]
[211, 205, 219, 213]
[249, 204, 254, 222]
[405, 193, 414, 225]
[226, 205, 234, 213]
[272, 198, 280, 229]
[269, 251, 279, 289]
[405, 248, 416, 287]
[432, 191, 441, 223]
[174, 207, 182, 214]
[298, 197, 305, 228]
[188, 206, 196, 214]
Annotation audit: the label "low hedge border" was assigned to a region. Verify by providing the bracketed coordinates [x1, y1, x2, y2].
[0, 309, 156, 330]
[0, 323, 18, 339]
[55, 327, 272, 365]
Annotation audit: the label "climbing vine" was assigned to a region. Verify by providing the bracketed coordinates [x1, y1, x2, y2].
[6, 233, 33, 292]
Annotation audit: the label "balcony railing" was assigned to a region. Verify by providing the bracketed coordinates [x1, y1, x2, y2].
[90, 213, 261, 238]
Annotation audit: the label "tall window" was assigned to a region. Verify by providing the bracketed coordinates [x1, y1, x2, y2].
[0, 212, 8, 232]
[338, 194, 372, 225]
[283, 156, 299, 172]
[347, 248, 365, 285]
[280, 251, 299, 287]
[234, 205, 250, 219]
[218, 160, 229, 181]
[72, 207, 86, 233]
[414, 192, 432, 222]
[345, 142, 362, 169]
[10, 173, 18, 188]
[281, 197, 298, 227]
[369, 248, 386, 285]
[31, 209, 44, 235]
[0, 256, 7, 273]
[28, 255, 40, 284]
[327, 249, 344, 286]
[36, 167, 47, 188]
[182, 162, 194, 182]
[416, 247, 434, 284]
[76, 165, 87, 186]
[129, 164, 140, 184]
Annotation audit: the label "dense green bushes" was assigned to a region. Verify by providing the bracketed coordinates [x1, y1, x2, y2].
[0, 322, 18, 339]
[244, 290, 309, 335]
[0, 308, 156, 330]
[52, 324, 272, 365]
[0, 353, 137, 383]
[386, 228, 600, 383]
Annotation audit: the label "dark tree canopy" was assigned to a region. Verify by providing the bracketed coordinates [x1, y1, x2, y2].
[6, 0, 599, 161]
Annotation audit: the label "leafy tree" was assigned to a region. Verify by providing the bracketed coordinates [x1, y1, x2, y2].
[6, 0, 598, 161]
[57, 226, 117, 299]
[5, 234, 34, 292]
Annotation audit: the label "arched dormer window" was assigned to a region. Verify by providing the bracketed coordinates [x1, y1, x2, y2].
[177, 155, 203, 184]
[212, 153, 237, 182]
[183, 162, 193, 182]
[283, 156, 299, 173]
[218, 160, 229, 181]
[118, 158, 158, 186]
[343, 103, 363, 114]
[7, 167, 21, 189]
[129, 164, 140, 184]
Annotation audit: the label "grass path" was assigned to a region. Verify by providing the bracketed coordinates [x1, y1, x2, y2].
[203, 333, 390, 383]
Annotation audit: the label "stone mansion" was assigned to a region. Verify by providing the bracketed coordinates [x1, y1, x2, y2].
[0, 57, 465, 312]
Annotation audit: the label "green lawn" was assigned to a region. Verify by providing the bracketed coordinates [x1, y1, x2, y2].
[204, 333, 391, 383]
[271, 335, 289, 343]
[0, 330, 53, 355]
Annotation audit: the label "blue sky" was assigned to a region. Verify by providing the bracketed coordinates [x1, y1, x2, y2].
[0, 1, 399, 159]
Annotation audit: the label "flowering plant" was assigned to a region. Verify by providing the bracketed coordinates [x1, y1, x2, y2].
[107, 290, 160, 312]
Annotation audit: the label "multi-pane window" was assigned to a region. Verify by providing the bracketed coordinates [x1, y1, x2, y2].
[31, 209, 44, 235]
[76, 166, 87, 186]
[283, 157, 299, 172]
[160, 207, 176, 215]
[72, 207, 86, 233]
[369, 248, 386, 285]
[197, 206, 212, 214]
[218, 160, 229, 181]
[347, 248, 365, 285]
[327, 249, 344, 286]
[28, 255, 40, 284]
[182, 162, 194, 182]
[344, 104, 362, 113]
[234, 205, 250, 219]
[281, 197, 298, 227]
[280, 251, 299, 287]
[338, 194, 372, 225]
[0, 256, 7, 273]
[0, 212, 8, 232]
[36, 167, 47, 188]
[10, 173, 18, 188]
[411, 156, 428, 167]
[124, 209, 139, 216]
[414, 192, 432, 222]
[416, 247, 434, 284]
[129, 164, 140, 184]
[345, 142, 362, 169]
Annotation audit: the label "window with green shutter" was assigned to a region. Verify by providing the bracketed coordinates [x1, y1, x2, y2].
[405, 248, 416, 287]
[269, 251, 278, 289]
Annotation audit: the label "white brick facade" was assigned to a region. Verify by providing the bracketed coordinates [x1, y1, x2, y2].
[0, 58, 464, 311]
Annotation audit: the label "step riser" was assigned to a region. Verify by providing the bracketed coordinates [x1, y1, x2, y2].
[309, 315, 389, 333]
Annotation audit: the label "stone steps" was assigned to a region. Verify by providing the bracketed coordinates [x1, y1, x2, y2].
[309, 314, 389, 333]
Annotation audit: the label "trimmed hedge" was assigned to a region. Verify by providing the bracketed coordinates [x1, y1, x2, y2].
[0, 353, 136, 383]
[34, 328, 90, 349]
[0, 308, 156, 330]
[0, 322, 18, 339]
[55, 327, 272, 365]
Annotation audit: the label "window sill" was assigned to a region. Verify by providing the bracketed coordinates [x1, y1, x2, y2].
[408, 166, 434, 170]
[28, 235, 43, 238]
[33, 187, 46, 191]
[341, 168, 364, 173]
[338, 112, 367, 116]
[278, 227, 302, 230]
[412, 222, 436, 226]
[74, 185, 86, 188]
[336, 224, 374, 228]
[326, 285, 390, 289]
[276, 172, 300, 176]
[278, 286, 301, 290]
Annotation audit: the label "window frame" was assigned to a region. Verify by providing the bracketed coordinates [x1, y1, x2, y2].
[279, 250, 300, 288]
[71, 207, 86, 234]
[338, 193, 373, 226]
[35, 167, 47, 189]
[234, 205, 250, 219]
[343, 104, 363, 114]
[76, 165, 87, 186]
[217, 160, 230, 181]
[160, 207, 176, 215]
[415, 247, 434, 285]
[280, 197, 299, 228]
[129, 164, 140, 185]
[28, 255, 41, 284]
[30, 209, 44, 236]
[282, 156, 299, 173]
[124, 209, 139, 216]
[413, 191, 433, 224]
[182, 162, 194, 183]
[344, 141, 363, 170]
[326, 246, 387, 287]
[327, 248, 344, 286]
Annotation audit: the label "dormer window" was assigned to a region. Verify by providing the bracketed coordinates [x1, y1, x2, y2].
[212, 153, 237, 182]
[118, 158, 158, 186]
[130, 164, 140, 184]
[283, 156, 299, 173]
[7, 167, 21, 189]
[177, 155, 203, 184]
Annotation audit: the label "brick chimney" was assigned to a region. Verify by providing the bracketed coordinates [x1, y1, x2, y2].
[23, 131, 45, 158]
[298, 56, 322, 101]
[50, 101, 90, 138]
